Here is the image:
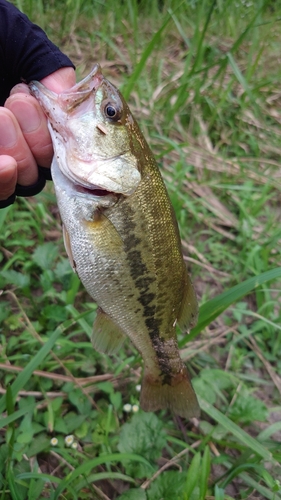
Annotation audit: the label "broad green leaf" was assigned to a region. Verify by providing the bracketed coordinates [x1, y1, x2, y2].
[32, 242, 58, 270]
[1, 269, 30, 288]
[26, 433, 52, 458]
[227, 389, 268, 424]
[147, 471, 186, 500]
[118, 412, 167, 478]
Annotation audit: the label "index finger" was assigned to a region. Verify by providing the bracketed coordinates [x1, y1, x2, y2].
[5, 93, 53, 169]
[0, 107, 38, 186]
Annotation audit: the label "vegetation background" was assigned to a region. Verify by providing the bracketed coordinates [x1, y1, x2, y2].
[0, 0, 281, 498]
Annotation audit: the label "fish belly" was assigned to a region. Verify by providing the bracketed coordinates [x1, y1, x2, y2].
[52, 159, 199, 418]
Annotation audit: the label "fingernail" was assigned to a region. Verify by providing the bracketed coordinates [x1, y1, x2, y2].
[0, 115, 17, 147]
[0, 160, 17, 183]
[10, 83, 30, 96]
[12, 101, 41, 133]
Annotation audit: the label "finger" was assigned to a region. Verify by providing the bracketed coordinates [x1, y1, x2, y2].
[40, 67, 76, 93]
[10, 83, 31, 97]
[5, 93, 53, 169]
[0, 108, 38, 186]
[0, 155, 18, 200]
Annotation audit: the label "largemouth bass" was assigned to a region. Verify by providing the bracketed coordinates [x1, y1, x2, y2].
[30, 65, 199, 418]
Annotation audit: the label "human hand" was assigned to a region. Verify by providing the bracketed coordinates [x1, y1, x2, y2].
[0, 67, 76, 203]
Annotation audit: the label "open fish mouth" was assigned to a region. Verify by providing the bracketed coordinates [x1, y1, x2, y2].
[29, 64, 104, 113]
[74, 183, 115, 197]
[56, 160, 124, 198]
[51, 158, 119, 203]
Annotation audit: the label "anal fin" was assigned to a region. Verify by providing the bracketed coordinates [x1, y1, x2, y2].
[92, 308, 126, 355]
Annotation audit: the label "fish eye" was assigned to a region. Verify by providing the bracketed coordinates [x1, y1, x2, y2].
[106, 105, 116, 117]
[103, 101, 122, 121]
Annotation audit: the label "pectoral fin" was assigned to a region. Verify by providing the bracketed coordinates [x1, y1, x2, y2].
[63, 224, 76, 273]
[84, 209, 124, 255]
[177, 269, 198, 332]
[92, 308, 126, 354]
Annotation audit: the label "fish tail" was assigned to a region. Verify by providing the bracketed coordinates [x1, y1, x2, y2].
[140, 368, 200, 419]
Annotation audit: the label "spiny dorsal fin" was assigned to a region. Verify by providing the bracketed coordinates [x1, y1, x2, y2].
[92, 308, 126, 355]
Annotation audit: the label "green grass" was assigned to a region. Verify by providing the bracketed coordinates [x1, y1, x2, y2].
[1, 0, 281, 498]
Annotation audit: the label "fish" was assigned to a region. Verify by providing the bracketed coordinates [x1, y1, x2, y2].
[30, 64, 200, 418]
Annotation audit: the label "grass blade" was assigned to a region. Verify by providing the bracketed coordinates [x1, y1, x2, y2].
[198, 397, 278, 465]
[180, 267, 281, 345]
[0, 403, 35, 428]
[200, 445, 211, 500]
[0, 206, 11, 232]
[185, 451, 200, 497]
[16, 473, 61, 484]
[0, 320, 73, 414]
[52, 453, 153, 499]
[122, 14, 171, 100]
[239, 472, 281, 500]
[75, 472, 135, 490]
[227, 51, 252, 98]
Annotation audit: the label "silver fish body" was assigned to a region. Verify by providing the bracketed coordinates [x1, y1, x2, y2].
[30, 65, 199, 418]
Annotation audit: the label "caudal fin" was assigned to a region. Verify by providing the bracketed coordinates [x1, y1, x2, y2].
[140, 369, 200, 419]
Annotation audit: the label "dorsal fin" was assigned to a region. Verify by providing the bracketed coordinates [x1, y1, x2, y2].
[177, 268, 198, 332]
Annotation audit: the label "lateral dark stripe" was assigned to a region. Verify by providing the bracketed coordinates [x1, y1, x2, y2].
[121, 200, 173, 385]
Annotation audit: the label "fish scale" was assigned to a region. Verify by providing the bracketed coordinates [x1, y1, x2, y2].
[30, 64, 200, 418]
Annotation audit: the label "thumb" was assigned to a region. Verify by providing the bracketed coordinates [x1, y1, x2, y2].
[40, 67, 76, 93]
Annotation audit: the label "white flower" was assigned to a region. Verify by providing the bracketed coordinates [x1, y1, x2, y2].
[71, 442, 78, 449]
[123, 403, 132, 413]
[132, 404, 139, 413]
[50, 437, 58, 446]
[65, 435, 74, 446]
[135, 384, 141, 392]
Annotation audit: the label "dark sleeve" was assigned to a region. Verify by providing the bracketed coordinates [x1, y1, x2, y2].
[0, 0, 75, 105]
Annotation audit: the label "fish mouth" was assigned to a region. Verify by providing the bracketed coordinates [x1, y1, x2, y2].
[29, 64, 104, 113]
[57, 157, 128, 198]
[51, 158, 119, 202]
[31, 64, 141, 197]
[75, 183, 115, 198]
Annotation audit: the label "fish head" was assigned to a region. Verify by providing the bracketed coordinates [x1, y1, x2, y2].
[29, 64, 141, 196]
